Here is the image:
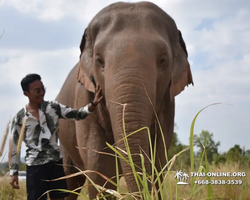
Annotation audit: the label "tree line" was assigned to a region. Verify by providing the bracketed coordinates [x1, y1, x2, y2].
[168, 129, 250, 170]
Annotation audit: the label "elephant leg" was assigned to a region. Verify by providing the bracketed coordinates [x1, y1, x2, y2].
[77, 126, 120, 200]
[87, 152, 119, 200]
[63, 151, 86, 200]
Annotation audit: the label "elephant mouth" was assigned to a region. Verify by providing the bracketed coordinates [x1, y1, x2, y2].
[90, 75, 96, 87]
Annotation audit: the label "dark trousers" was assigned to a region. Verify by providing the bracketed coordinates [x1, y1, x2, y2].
[26, 159, 69, 200]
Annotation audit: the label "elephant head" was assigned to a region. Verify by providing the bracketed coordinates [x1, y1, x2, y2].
[77, 1, 193, 194]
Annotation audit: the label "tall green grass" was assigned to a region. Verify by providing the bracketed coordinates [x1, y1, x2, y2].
[48, 103, 250, 200]
[1, 103, 250, 199]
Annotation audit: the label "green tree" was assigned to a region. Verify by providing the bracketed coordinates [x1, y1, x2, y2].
[213, 152, 226, 166]
[193, 130, 220, 163]
[226, 144, 242, 163]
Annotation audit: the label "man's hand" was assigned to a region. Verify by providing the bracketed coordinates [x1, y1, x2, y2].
[10, 175, 20, 189]
[89, 84, 103, 112]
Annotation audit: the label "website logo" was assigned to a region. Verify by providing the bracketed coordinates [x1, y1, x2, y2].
[175, 170, 189, 185]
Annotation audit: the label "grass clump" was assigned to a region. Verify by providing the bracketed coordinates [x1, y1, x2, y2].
[0, 176, 27, 200]
[1, 103, 250, 199]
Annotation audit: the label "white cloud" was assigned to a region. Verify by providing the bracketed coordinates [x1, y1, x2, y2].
[0, 48, 79, 85]
[2, 0, 125, 22]
[0, 48, 80, 122]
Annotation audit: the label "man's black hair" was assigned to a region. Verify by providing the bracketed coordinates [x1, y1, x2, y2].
[21, 74, 41, 92]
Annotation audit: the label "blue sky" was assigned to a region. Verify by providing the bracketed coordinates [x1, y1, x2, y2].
[0, 0, 250, 162]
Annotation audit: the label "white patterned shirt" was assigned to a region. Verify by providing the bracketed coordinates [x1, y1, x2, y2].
[9, 100, 91, 176]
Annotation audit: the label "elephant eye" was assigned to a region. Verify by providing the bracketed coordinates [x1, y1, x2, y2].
[157, 55, 167, 70]
[97, 58, 104, 66]
[159, 57, 166, 65]
[96, 55, 105, 70]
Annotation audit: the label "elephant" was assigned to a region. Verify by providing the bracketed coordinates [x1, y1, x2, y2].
[56, 1, 193, 199]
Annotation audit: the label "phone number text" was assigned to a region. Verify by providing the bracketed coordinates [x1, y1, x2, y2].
[194, 180, 242, 185]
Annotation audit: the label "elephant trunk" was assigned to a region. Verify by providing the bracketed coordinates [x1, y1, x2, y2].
[106, 65, 156, 193]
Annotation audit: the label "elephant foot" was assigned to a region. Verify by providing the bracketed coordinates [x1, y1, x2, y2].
[64, 175, 86, 200]
[63, 155, 86, 200]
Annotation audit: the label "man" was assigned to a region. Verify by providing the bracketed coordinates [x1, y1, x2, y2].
[9, 73, 103, 200]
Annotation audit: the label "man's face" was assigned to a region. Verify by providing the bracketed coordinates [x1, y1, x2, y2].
[24, 80, 45, 104]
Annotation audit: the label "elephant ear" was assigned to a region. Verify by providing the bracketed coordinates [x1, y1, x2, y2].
[77, 28, 95, 93]
[169, 30, 193, 100]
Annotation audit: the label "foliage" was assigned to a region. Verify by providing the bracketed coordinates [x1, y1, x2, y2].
[1, 103, 250, 199]
[226, 144, 243, 163]
[193, 130, 220, 164]
[213, 153, 226, 166]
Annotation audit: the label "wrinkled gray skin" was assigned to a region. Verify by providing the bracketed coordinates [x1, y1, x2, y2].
[56, 1, 193, 199]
